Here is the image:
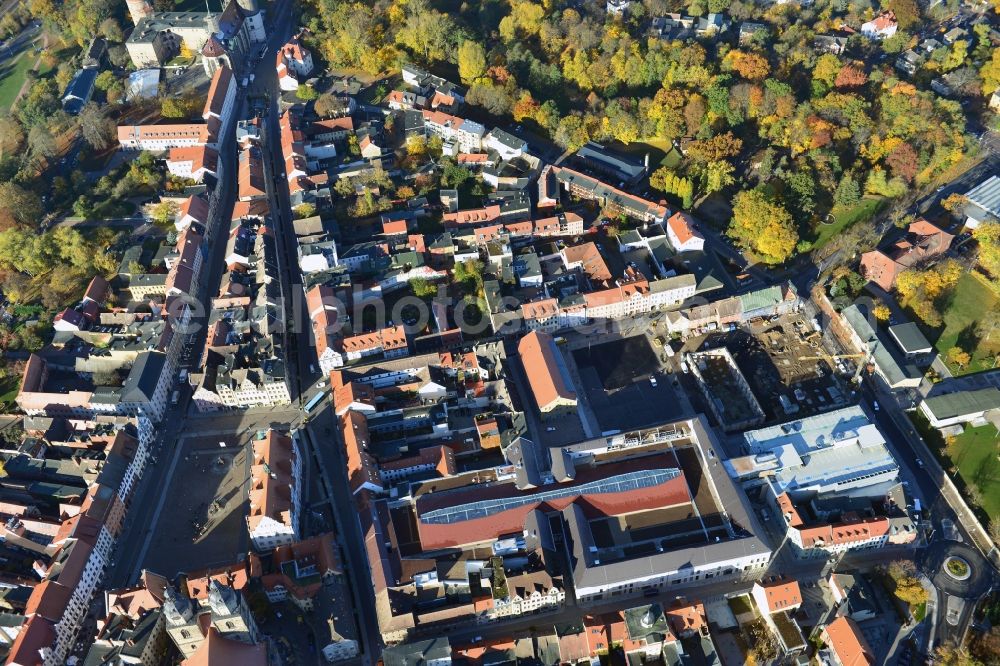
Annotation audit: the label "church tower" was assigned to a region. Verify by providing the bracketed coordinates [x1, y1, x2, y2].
[208, 579, 260, 644]
[205, 0, 220, 35]
[162, 585, 203, 658]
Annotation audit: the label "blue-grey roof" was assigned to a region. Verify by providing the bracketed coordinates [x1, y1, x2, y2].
[743, 406, 884, 454]
[62, 68, 98, 114]
[842, 305, 922, 388]
[577, 142, 646, 180]
[382, 638, 452, 666]
[121, 351, 166, 403]
[489, 128, 526, 151]
[459, 118, 485, 136]
[965, 175, 1000, 220]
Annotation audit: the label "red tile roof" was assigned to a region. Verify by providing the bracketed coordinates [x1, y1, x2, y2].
[757, 579, 802, 613]
[180, 627, 267, 666]
[381, 445, 456, 477]
[185, 557, 260, 599]
[518, 330, 577, 413]
[859, 219, 953, 290]
[823, 616, 874, 666]
[562, 242, 612, 283]
[117, 124, 211, 145]
[247, 430, 297, 532]
[340, 410, 381, 492]
[24, 580, 72, 622]
[665, 601, 708, 637]
[262, 533, 340, 600]
[797, 517, 890, 548]
[203, 66, 233, 119]
[521, 299, 559, 321]
[6, 617, 55, 666]
[414, 456, 690, 550]
[443, 205, 502, 226]
[231, 199, 270, 221]
[106, 570, 169, 619]
[167, 145, 219, 175]
[668, 211, 700, 245]
[311, 117, 354, 133]
[382, 219, 409, 236]
[179, 195, 209, 224]
[83, 275, 109, 304]
[237, 146, 267, 201]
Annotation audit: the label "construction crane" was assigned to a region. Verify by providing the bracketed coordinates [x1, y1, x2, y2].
[797, 353, 867, 361]
[799, 342, 878, 385]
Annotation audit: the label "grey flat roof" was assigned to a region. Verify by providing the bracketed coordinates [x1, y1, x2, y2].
[743, 406, 884, 454]
[382, 638, 451, 666]
[965, 175, 1000, 217]
[566, 416, 771, 590]
[568, 500, 770, 590]
[922, 387, 1000, 420]
[888, 322, 932, 354]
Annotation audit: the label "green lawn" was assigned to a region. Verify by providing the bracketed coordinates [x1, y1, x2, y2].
[947, 424, 1000, 518]
[0, 53, 36, 109]
[728, 594, 755, 617]
[811, 197, 886, 249]
[35, 59, 54, 77]
[0, 376, 20, 411]
[618, 138, 676, 168]
[934, 272, 1000, 375]
[914, 411, 1000, 519]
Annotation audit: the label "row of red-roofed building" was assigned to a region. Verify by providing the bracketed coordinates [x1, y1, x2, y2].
[187, 197, 292, 411]
[3, 416, 155, 666]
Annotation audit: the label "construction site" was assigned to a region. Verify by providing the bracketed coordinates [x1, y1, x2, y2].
[686, 347, 766, 432]
[698, 314, 855, 422]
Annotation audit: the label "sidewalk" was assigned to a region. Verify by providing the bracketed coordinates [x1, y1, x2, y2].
[10, 31, 46, 108]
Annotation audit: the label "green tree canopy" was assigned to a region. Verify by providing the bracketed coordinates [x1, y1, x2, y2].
[728, 188, 798, 264]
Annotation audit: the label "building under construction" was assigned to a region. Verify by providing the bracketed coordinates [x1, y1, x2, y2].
[686, 347, 765, 432]
[703, 314, 853, 421]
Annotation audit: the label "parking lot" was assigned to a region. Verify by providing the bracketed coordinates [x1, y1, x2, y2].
[572, 336, 690, 432]
[139, 433, 253, 578]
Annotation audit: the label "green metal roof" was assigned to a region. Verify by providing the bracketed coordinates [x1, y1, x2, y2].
[739, 285, 784, 313]
[923, 387, 1000, 421]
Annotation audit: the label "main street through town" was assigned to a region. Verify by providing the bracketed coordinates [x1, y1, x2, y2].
[251, 9, 385, 662]
[98, 6, 382, 660]
[105, 0, 299, 589]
